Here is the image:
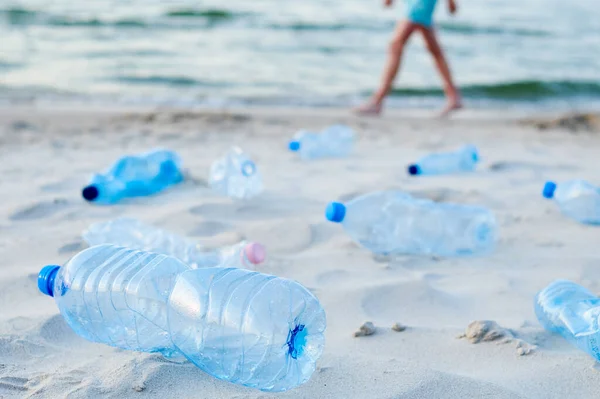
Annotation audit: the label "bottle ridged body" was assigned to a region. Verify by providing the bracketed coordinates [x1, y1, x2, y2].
[87, 149, 183, 204]
[553, 180, 600, 225]
[295, 125, 354, 160]
[535, 280, 600, 361]
[209, 147, 263, 199]
[342, 191, 496, 256]
[413, 145, 479, 175]
[82, 218, 254, 269]
[51, 245, 325, 392]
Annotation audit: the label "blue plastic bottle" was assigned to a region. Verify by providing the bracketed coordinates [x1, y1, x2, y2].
[543, 180, 600, 225]
[82, 149, 183, 204]
[408, 145, 479, 176]
[209, 147, 263, 199]
[82, 218, 266, 269]
[38, 245, 326, 392]
[325, 191, 496, 256]
[535, 280, 600, 361]
[289, 124, 354, 160]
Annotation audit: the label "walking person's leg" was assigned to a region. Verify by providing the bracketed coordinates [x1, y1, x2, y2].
[354, 21, 418, 115]
[418, 26, 462, 117]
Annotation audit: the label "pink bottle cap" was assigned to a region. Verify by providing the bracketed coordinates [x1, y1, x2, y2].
[244, 242, 266, 265]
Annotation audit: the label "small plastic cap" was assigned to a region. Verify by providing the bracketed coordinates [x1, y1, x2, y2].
[408, 164, 421, 176]
[82, 185, 99, 201]
[38, 265, 60, 297]
[471, 147, 480, 162]
[289, 141, 301, 152]
[245, 242, 266, 265]
[543, 181, 557, 199]
[325, 202, 346, 223]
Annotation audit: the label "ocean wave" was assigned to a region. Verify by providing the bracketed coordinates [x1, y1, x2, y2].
[0, 7, 241, 28]
[390, 81, 600, 100]
[112, 75, 230, 87]
[164, 8, 240, 19]
[438, 22, 551, 37]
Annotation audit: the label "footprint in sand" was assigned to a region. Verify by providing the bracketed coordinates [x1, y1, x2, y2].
[39, 315, 81, 347]
[0, 376, 29, 393]
[361, 280, 467, 326]
[187, 221, 233, 237]
[489, 161, 578, 173]
[39, 179, 78, 193]
[316, 269, 350, 285]
[9, 199, 70, 221]
[58, 241, 86, 254]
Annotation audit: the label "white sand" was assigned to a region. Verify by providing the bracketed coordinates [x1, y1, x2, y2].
[1, 107, 599, 398]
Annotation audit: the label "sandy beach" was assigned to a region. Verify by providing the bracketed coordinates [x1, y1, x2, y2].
[0, 107, 599, 398]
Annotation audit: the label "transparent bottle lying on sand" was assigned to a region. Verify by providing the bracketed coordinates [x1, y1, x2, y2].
[535, 280, 600, 361]
[325, 191, 496, 256]
[408, 145, 479, 176]
[288, 124, 355, 160]
[543, 180, 600, 225]
[82, 149, 184, 204]
[37, 245, 326, 392]
[83, 218, 265, 270]
[209, 146, 263, 199]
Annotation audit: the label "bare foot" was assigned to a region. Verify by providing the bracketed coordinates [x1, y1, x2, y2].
[438, 100, 463, 118]
[353, 101, 383, 116]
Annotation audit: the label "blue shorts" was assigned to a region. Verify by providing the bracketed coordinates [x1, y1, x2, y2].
[405, 0, 438, 27]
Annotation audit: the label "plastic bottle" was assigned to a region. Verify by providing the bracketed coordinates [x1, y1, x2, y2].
[82, 149, 184, 204]
[408, 145, 479, 176]
[325, 191, 496, 256]
[289, 124, 354, 160]
[209, 147, 263, 199]
[82, 218, 266, 269]
[543, 180, 600, 225]
[37, 244, 326, 392]
[535, 280, 600, 361]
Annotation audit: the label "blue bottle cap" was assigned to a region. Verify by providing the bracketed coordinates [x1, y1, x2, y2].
[543, 181, 557, 199]
[38, 265, 60, 297]
[408, 164, 421, 176]
[325, 202, 346, 223]
[82, 185, 99, 201]
[471, 147, 480, 162]
[289, 141, 301, 152]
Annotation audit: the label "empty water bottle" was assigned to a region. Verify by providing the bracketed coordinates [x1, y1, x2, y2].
[209, 147, 263, 199]
[289, 124, 354, 160]
[37, 245, 326, 392]
[83, 218, 266, 269]
[408, 145, 479, 176]
[535, 280, 600, 361]
[82, 149, 184, 204]
[325, 191, 496, 256]
[543, 180, 600, 225]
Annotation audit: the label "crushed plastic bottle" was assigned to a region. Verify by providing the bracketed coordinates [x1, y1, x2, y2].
[83, 218, 266, 269]
[408, 145, 479, 176]
[38, 244, 326, 392]
[82, 149, 184, 204]
[535, 280, 600, 361]
[289, 124, 354, 160]
[325, 191, 496, 256]
[543, 180, 600, 225]
[209, 147, 263, 199]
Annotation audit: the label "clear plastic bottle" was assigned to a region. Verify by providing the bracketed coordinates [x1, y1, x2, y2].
[82, 218, 266, 269]
[37, 245, 326, 392]
[535, 280, 600, 361]
[209, 147, 263, 199]
[408, 145, 479, 176]
[325, 191, 496, 256]
[82, 149, 184, 204]
[289, 124, 354, 160]
[543, 180, 600, 225]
